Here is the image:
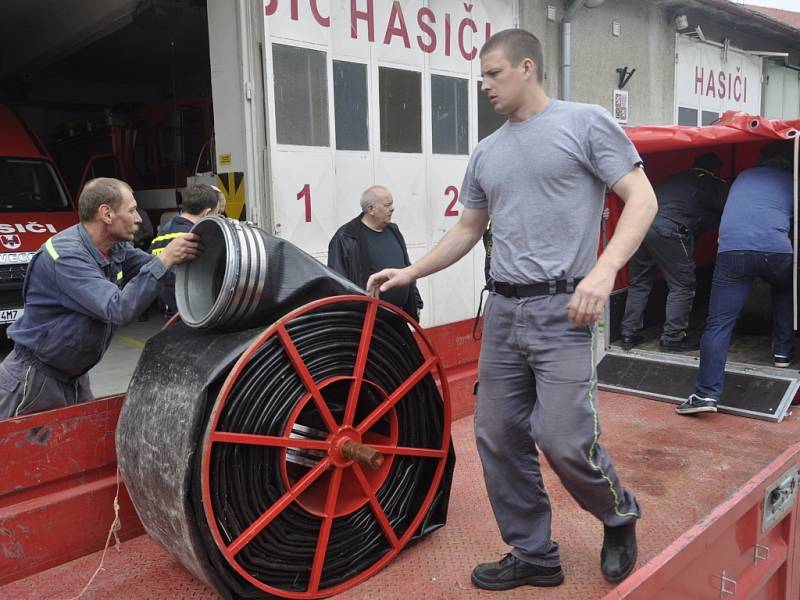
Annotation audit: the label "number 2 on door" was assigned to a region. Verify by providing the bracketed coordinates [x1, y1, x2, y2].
[445, 186, 459, 217]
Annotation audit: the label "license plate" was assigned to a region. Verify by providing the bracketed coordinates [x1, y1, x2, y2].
[0, 308, 22, 324]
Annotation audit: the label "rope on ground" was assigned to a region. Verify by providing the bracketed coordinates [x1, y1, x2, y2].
[69, 467, 122, 600]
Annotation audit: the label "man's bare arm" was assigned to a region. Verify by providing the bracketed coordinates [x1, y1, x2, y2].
[367, 207, 489, 295]
[566, 167, 657, 325]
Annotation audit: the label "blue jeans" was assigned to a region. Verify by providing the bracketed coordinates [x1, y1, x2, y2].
[695, 251, 794, 400]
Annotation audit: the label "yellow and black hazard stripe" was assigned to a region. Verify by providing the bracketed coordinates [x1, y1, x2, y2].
[216, 172, 245, 220]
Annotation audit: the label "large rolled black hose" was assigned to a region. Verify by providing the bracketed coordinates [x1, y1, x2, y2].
[117, 218, 455, 599]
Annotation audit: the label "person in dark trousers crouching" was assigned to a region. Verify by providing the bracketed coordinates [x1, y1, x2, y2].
[327, 185, 422, 319]
[368, 29, 657, 590]
[677, 141, 795, 416]
[149, 184, 225, 316]
[620, 153, 727, 351]
[0, 177, 202, 420]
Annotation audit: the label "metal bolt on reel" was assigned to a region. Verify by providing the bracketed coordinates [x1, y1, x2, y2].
[198, 295, 452, 598]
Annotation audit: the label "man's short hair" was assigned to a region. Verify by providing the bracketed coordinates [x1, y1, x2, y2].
[182, 184, 222, 216]
[693, 153, 723, 173]
[360, 185, 389, 212]
[758, 141, 794, 171]
[78, 178, 132, 223]
[479, 29, 544, 83]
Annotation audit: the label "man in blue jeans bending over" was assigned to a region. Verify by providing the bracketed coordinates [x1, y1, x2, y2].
[677, 141, 795, 415]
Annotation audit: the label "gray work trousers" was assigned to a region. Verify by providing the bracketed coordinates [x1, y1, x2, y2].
[621, 219, 696, 343]
[475, 293, 640, 567]
[0, 347, 93, 420]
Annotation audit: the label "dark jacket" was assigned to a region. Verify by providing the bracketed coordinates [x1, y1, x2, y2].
[8, 224, 167, 377]
[148, 215, 194, 313]
[327, 215, 422, 319]
[654, 168, 727, 235]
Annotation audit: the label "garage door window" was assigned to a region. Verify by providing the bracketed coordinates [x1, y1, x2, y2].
[333, 61, 369, 151]
[379, 67, 422, 153]
[431, 75, 468, 155]
[477, 81, 506, 140]
[273, 44, 330, 147]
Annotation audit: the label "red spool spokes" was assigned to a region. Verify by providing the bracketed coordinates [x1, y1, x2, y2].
[200, 296, 451, 598]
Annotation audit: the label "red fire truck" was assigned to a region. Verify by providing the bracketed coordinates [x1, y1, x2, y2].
[0, 105, 78, 330]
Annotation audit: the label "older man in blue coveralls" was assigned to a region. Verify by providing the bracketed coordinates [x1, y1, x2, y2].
[368, 29, 657, 590]
[0, 177, 201, 419]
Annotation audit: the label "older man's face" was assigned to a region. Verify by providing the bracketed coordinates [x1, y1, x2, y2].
[369, 193, 395, 227]
[108, 188, 141, 243]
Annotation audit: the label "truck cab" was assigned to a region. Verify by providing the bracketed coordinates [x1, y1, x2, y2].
[0, 105, 78, 329]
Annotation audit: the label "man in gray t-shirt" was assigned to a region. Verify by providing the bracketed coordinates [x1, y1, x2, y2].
[368, 29, 656, 590]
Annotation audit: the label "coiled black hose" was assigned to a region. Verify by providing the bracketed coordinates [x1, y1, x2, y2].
[200, 304, 447, 597]
[118, 222, 454, 599]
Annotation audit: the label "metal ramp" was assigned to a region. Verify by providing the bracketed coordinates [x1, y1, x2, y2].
[597, 351, 800, 422]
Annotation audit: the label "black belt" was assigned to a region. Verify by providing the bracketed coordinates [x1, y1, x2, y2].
[488, 278, 583, 298]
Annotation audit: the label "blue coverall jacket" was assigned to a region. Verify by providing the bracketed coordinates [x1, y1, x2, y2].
[8, 223, 168, 377]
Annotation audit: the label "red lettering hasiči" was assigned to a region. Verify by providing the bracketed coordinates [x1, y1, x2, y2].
[458, 18, 477, 60]
[384, 1, 411, 48]
[351, 0, 375, 41]
[444, 13, 452, 56]
[265, 0, 277, 16]
[695, 66, 704, 95]
[310, 0, 330, 27]
[705, 69, 716, 98]
[417, 7, 436, 53]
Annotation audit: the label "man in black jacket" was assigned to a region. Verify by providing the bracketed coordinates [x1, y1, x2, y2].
[149, 184, 224, 316]
[328, 185, 422, 319]
[620, 153, 726, 351]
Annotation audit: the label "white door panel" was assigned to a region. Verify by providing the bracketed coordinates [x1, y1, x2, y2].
[374, 154, 427, 247]
[334, 153, 374, 223]
[271, 150, 336, 255]
[373, 0, 426, 68]
[265, 0, 332, 46]
[264, 0, 518, 327]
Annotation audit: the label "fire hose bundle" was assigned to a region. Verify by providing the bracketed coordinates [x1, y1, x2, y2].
[116, 216, 455, 598]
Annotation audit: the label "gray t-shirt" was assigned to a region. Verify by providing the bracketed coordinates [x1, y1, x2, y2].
[461, 100, 641, 283]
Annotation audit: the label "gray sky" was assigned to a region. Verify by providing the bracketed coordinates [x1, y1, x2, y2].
[737, 0, 799, 10]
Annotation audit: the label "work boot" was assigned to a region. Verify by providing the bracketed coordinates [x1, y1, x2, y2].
[601, 521, 637, 582]
[620, 334, 643, 351]
[471, 554, 564, 590]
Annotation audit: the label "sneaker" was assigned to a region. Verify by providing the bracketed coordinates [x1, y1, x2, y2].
[620, 335, 643, 351]
[471, 554, 564, 590]
[659, 338, 699, 352]
[774, 355, 793, 368]
[675, 394, 718, 415]
[601, 521, 638, 582]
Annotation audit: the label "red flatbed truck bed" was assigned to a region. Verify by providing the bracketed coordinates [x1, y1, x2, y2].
[3, 389, 800, 599]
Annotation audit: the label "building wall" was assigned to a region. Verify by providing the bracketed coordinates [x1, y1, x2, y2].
[678, 8, 800, 65]
[519, 0, 675, 126]
[518, 1, 800, 126]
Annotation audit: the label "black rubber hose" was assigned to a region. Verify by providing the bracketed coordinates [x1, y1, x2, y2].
[204, 304, 446, 597]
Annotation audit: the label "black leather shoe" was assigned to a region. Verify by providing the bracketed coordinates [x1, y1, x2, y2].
[601, 521, 637, 582]
[471, 554, 564, 590]
[620, 335, 643, 351]
[659, 338, 699, 351]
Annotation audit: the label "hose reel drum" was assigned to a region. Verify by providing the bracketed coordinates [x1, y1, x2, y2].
[117, 217, 455, 598]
